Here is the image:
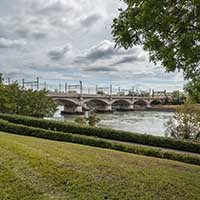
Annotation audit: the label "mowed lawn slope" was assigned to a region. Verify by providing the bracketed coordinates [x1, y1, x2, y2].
[0, 132, 200, 200]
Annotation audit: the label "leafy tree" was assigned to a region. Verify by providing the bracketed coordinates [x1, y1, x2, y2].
[87, 114, 101, 127]
[171, 90, 186, 105]
[0, 81, 57, 118]
[112, 0, 200, 80]
[97, 91, 106, 95]
[0, 73, 3, 84]
[16, 89, 57, 118]
[165, 102, 200, 141]
[184, 78, 200, 103]
[0, 84, 16, 113]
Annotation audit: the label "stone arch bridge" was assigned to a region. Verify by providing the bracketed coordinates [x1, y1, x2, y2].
[48, 92, 167, 114]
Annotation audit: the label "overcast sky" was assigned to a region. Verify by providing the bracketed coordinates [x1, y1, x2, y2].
[0, 0, 185, 91]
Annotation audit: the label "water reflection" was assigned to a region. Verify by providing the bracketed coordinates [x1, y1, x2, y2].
[52, 106, 173, 137]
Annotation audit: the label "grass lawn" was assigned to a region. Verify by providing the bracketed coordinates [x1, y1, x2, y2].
[0, 131, 200, 200]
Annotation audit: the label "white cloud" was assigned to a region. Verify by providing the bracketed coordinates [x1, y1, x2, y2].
[48, 44, 71, 60]
[0, 37, 26, 48]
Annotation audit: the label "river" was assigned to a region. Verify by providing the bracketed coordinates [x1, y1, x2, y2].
[52, 106, 174, 137]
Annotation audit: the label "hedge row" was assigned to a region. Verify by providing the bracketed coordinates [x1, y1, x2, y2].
[0, 119, 200, 166]
[0, 113, 200, 154]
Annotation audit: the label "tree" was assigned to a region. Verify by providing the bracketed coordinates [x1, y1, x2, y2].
[184, 78, 200, 103]
[112, 0, 200, 81]
[87, 114, 101, 127]
[97, 91, 106, 95]
[171, 90, 186, 105]
[165, 102, 200, 141]
[16, 89, 57, 118]
[0, 81, 57, 118]
[0, 84, 16, 113]
[0, 73, 3, 84]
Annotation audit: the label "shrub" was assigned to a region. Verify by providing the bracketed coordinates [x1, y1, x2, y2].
[0, 113, 200, 153]
[165, 102, 200, 141]
[75, 117, 87, 125]
[0, 119, 200, 166]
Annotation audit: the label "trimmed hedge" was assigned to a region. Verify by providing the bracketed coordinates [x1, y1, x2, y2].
[0, 119, 200, 166]
[0, 113, 200, 154]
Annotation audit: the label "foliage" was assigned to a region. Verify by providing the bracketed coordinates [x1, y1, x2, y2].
[75, 114, 100, 127]
[68, 90, 77, 94]
[165, 102, 200, 141]
[1, 113, 200, 153]
[75, 116, 87, 125]
[112, 0, 200, 81]
[0, 120, 200, 166]
[86, 114, 101, 126]
[0, 82, 57, 117]
[184, 78, 200, 103]
[0, 73, 3, 84]
[171, 90, 186, 105]
[0, 83, 18, 113]
[97, 91, 106, 95]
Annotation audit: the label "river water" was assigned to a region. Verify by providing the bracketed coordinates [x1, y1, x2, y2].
[52, 106, 174, 137]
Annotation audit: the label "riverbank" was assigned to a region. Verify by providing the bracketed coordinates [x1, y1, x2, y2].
[1, 131, 200, 200]
[147, 105, 178, 112]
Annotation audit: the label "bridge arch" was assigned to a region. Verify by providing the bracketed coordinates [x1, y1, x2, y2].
[83, 99, 111, 112]
[111, 99, 132, 105]
[150, 99, 162, 105]
[112, 99, 133, 111]
[133, 99, 149, 106]
[83, 99, 110, 105]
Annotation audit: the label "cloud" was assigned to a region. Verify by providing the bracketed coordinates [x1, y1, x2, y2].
[84, 66, 118, 72]
[80, 13, 101, 27]
[74, 40, 146, 69]
[111, 55, 146, 66]
[32, 0, 77, 16]
[16, 27, 48, 40]
[0, 0, 185, 91]
[74, 40, 126, 64]
[0, 37, 26, 48]
[48, 44, 71, 60]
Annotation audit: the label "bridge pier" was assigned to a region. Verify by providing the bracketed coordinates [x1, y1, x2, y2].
[95, 104, 113, 113]
[147, 103, 152, 108]
[61, 105, 84, 115]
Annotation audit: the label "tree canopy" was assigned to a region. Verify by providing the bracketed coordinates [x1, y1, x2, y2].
[0, 82, 57, 118]
[184, 78, 200, 103]
[112, 0, 200, 81]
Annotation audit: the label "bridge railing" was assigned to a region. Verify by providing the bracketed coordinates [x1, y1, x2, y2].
[2, 76, 169, 98]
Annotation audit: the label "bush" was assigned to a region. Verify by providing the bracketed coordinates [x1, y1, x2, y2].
[165, 102, 200, 141]
[0, 119, 200, 166]
[0, 113, 200, 153]
[74, 117, 87, 125]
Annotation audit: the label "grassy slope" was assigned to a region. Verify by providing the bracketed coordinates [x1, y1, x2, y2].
[0, 132, 200, 200]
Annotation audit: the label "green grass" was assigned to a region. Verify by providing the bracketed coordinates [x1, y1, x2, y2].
[1, 132, 200, 200]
